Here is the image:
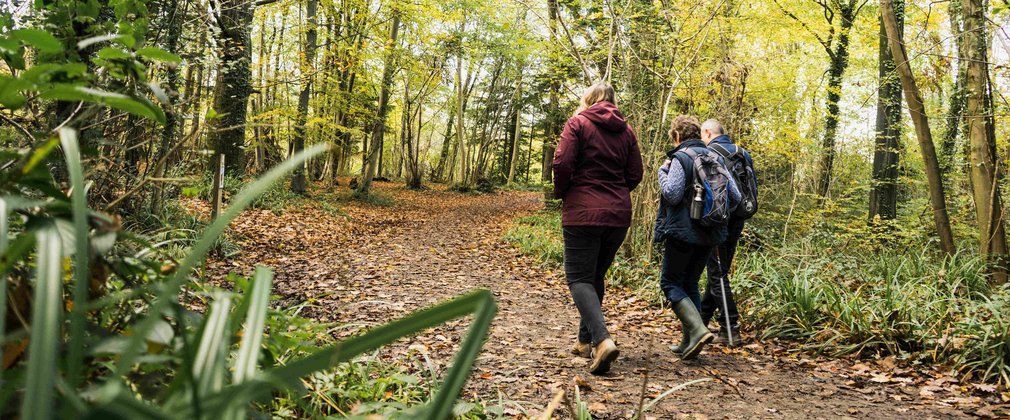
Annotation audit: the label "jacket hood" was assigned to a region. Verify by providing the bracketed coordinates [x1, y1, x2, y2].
[580, 101, 628, 132]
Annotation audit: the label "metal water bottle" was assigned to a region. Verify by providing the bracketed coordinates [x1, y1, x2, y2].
[690, 184, 705, 220]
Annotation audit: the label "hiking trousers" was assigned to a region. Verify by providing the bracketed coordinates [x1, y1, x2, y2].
[660, 239, 712, 309]
[700, 223, 743, 329]
[563, 226, 628, 346]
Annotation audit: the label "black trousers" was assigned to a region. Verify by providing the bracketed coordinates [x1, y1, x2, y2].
[700, 222, 743, 329]
[563, 226, 628, 346]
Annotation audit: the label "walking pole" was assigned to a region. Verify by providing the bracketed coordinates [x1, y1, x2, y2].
[714, 247, 734, 346]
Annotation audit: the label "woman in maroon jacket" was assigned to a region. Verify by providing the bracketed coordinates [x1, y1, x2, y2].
[553, 83, 644, 375]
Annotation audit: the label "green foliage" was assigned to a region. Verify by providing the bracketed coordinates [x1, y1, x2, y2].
[952, 287, 1010, 385]
[736, 239, 1010, 384]
[183, 172, 304, 214]
[504, 209, 1010, 385]
[1, 0, 176, 125]
[503, 212, 563, 264]
[346, 189, 395, 207]
[0, 133, 495, 418]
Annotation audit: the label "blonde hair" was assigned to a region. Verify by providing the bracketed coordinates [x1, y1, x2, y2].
[574, 82, 616, 116]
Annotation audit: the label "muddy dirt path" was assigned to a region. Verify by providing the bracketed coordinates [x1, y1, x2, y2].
[207, 182, 987, 419]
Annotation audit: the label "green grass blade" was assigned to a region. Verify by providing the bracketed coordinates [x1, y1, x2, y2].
[21, 226, 63, 420]
[194, 294, 232, 399]
[420, 289, 497, 419]
[90, 391, 174, 420]
[199, 289, 497, 418]
[268, 289, 492, 388]
[109, 144, 328, 385]
[234, 267, 272, 383]
[223, 267, 273, 420]
[60, 127, 91, 388]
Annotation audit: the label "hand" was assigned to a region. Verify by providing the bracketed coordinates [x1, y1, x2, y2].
[659, 160, 671, 174]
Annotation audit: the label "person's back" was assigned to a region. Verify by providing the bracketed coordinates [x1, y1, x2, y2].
[553, 101, 643, 227]
[698, 119, 757, 348]
[552, 83, 643, 376]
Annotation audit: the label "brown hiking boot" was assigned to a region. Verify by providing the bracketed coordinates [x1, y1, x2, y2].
[589, 339, 619, 375]
[571, 341, 592, 358]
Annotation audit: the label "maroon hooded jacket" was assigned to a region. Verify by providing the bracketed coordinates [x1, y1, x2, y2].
[552, 101, 644, 227]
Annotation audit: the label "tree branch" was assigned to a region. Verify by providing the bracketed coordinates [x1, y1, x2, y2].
[772, 0, 831, 55]
[0, 112, 34, 144]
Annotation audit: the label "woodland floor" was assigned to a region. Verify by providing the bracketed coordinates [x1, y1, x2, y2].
[200, 181, 1007, 419]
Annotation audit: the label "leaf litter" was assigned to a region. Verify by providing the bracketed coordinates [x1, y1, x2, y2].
[198, 181, 1007, 419]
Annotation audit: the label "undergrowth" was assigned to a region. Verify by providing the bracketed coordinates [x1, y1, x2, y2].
[504, 209, 1010, 386]
[182, 173, 306, 214]
[261, 300, 513, 419]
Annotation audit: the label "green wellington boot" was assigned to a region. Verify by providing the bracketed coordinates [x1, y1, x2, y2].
[670, 333, 689, 354]
[671, 299, 714, 360]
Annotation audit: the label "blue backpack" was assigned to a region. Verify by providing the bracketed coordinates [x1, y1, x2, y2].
[674, 148, 732, 227]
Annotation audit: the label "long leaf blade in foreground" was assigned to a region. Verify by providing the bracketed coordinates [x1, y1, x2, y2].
[60, 127, 91, 388]
[194, 294, 231, 398]
[223, 267, 273, 420]
[421, 289, 497, 419]
[233, 267, 272, 383]
[109, 144, 328, 385]
[199, 289, 497, 418]
[21, 226, 63, 420]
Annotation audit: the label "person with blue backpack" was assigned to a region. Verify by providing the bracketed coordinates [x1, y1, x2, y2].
[698, 119, 758, 348]
[655, 115, 741, 360]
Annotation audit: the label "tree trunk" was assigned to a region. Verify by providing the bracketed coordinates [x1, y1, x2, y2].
[358, 10, 400, 195]
[815, 7, 855, 201]
[869, 1, 902, 221]
[942, 1, 968, 178]
[543, 0, 561, 184]
[507, 104, 521, 184]
[433, 99, 455, 181]
[207, 0, 255, 175]
[961, 0, 1008, 281]
[291, 0, 318, 194]
[880, 0, 956, 255]
[455, 52, 468, 187]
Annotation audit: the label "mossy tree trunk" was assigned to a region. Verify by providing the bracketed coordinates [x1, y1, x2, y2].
[961, 0, 1008, 282]
[207, 0, 256, 175]
[814, 2, 859, 201]
[869, 0, 902, 221]
[880, 0, 956, 255]
[291, 0, 319, 194]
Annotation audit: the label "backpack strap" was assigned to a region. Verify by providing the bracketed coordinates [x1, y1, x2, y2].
[680, 147, 702, 159]
[708, 142, 737, 159]
[672, 148, 699, 175]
